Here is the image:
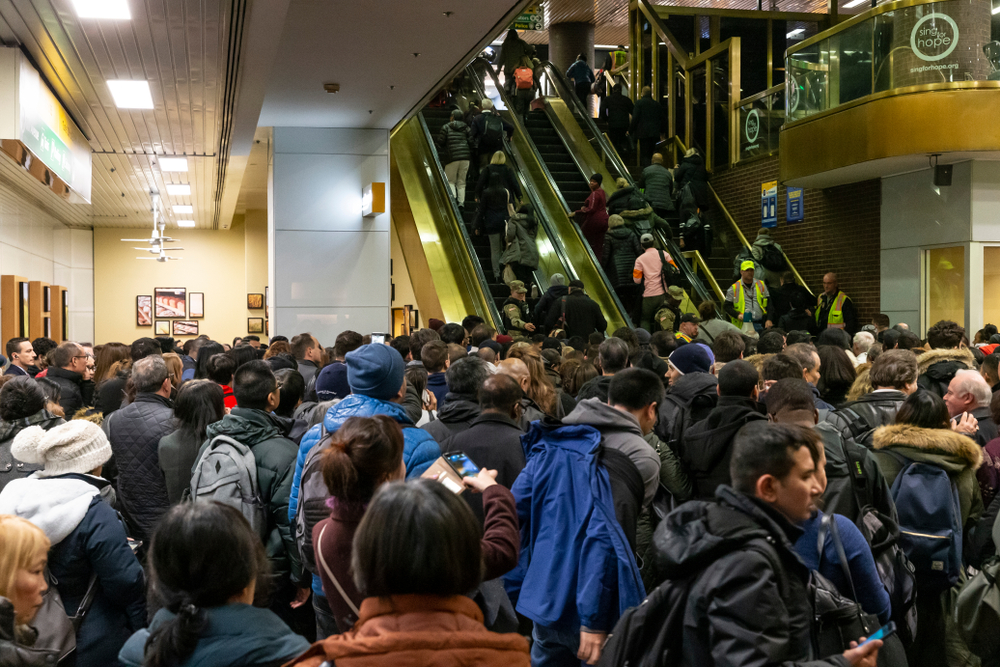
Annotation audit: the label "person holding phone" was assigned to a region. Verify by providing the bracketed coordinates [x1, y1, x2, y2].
[312, 415, 519, 635]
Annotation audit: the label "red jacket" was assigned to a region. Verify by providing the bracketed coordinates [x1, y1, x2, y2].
[221, 384, 236, 409]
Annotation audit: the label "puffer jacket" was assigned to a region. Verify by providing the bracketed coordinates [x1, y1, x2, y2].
[0, 474, 146, 667]
[601, 219, 642, 288]
[286, 595, 529, 667]
[106, 392, 175, 542]
[437, 120, 472, 163]
[606, 186, 648, 216]
[500, 212, 539, 269]
[680, 396, 767, 499]
[421, 392, 481, 443]
[0, 410, 64, 492]
[917, 347, 976, 398]
[871, 423, 984, 528]
[203, 407, 303, 584]
[654, 486, 849, 667]
[46, 366, 90, 416]
[0, 597, 59, 667]
[637, 163, 674, 211]
[290, 394, 441, 597]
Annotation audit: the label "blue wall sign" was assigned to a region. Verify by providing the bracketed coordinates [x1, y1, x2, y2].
[761, 181, 778, 228]
[787, 187, 804, 223]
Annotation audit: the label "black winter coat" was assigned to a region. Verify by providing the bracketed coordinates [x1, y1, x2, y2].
[0, 598, 58, 666]
[534, 284, 569, 328]
[438, 120, 472, 163]
[606, 186, 647, 216]
[681, 396, 766, 499]
[47, 475, 146, 667]
[814, 422, 898, 527]
[655, 372, 719, 446]
[675, 154, 711, 209]
[576, 375, 612, 403]
[476, 163, 521, 201]
[602, 224, 642, 288]
[655, 486, 848, 667]
[422, 393, 481, 443]
[94, 371, 128, 415]
[157, 426, 201, 504]
[46, 366, 90, 416]
[637, 164, 674, 211]
[827, 389, 908, 447]
[629, 94, 663, 139]
[544, 292, 607, 339]
[606, 92, 633, 129]
[107, 393, 175, 542]
[0, 410, 64, 492]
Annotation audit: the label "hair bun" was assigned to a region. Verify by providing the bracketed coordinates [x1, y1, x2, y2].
[11, 425, 47, 464]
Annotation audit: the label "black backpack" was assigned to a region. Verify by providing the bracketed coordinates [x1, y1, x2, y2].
[294, 423, 335, 575]
[759, 244, 787, 272]
[482, 113, 504, 146]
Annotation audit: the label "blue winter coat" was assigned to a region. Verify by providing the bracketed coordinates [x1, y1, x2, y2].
[288, 394, 441, 595]
[504, 422, 645, 633]
[119, 604, 310, 667]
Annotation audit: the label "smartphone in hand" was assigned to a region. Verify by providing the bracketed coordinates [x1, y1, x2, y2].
[859, 621, 896, 647]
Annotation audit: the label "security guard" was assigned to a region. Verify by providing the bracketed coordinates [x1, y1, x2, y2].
[724, 260, 772, 333]
[502, 280, 535, 340]
[654, 285, 684, 333]
[816, 272, 858, 335]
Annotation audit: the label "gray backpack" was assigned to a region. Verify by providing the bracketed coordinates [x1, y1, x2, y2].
[294, 423, 334, 575]
[190, 434, 267, 539]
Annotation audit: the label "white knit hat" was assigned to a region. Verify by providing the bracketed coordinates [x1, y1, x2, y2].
[11, 421, 112, 477]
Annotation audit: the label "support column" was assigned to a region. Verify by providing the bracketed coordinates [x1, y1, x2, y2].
[549, 22, 595, 77]
[268, 128, 391, 342]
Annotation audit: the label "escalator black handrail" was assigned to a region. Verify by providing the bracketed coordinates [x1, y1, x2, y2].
[536, 61, 719, 314]
[416, 112, 506, 332]
[472, 57, 632, 326]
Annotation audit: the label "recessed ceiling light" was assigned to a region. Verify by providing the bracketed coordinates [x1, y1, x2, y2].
[158, 157, 188, 172]
[73, 0, 130, 19]
[173, 205, 193, 214]
[166, 184, 191, 196]
[177, 220, 196, 227]
[107, 80, 153, 109]
[786, 28, 805, 38]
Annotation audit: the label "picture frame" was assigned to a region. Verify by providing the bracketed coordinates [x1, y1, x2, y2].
[189, 292, 204, 318]
[172, 320, 199, 336]
[247, 293, 264, 309]
[136, 295, 152, 326]
[247, 317, 264, 334]
[155, 288, 186, 318]
[154, 320, 170, 336]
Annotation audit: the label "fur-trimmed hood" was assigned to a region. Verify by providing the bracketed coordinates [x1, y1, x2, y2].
[620, 205, 653, 219]
[872, 423, 982, 471]
[917, 347, 976, 375]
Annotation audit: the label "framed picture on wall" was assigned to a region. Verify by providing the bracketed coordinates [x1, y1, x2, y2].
[154, 320, 170, 335]
[189, 292, 204, 318]
[136, 295, 152, 326]
[172, 320, 198, 336]
[247, 293, 264, 309]
[154, 288, 186, 318]
[247, 318, 264, 334]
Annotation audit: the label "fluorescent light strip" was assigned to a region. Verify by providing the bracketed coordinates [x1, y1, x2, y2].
[158, 157, 188, 172]
[787, 28, 805, 38]
[107, 80, 153, 109]
[844, 0, 868, 8]
[172, 205, 193, 214]
[993, 4, 1000, 14]
[166, 184, 191, 196]
[73, 0, 130, 19]
[177, 220, 196, 227]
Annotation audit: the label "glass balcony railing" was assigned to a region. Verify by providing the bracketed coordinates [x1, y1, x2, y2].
[786, 0, 999, 124]
[736, 84, 785, 160]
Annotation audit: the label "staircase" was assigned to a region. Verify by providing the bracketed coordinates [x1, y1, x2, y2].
[420, 107, 511, 318]
[522, 109, 591, 211]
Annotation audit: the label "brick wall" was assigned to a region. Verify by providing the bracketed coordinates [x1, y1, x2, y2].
[711, 155, 882, 324]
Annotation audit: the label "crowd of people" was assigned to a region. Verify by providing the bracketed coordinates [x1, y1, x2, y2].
[0, 312, 999, 667]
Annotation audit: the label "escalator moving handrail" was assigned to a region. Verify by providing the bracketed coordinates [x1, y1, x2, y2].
[416, 112, 506, 331]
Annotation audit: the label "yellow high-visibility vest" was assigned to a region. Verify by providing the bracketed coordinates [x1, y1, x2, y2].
[730, 280, 768, 327]
[816, 291, 848, 329]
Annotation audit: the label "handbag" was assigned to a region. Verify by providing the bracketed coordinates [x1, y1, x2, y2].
[954, 556, 1000, 661]
[32, 569, 98, 660]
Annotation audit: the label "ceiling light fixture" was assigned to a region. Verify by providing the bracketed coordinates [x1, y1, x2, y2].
[786, 28, 805, 38]
[158, 157, 188, 172]
[993, 4, 1000, 14]
[177, 220, 196, 227]
[323, 83, 340, 93]
[73, 0, 130, 19]
[844, 0, 868, 8]
[107, 80, 154, 109]
[172, 205, 193, 214]
[166, 184, 191, 196]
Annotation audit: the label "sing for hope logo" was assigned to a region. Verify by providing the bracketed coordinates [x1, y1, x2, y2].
[745, 109, 760, 143]
[910, 12, 959, 62]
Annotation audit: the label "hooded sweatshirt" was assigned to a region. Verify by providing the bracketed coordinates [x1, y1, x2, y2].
[561, 398, 661, 506]
[681, 395, 766, 499]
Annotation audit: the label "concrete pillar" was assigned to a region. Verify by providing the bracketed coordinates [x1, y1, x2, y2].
[268, 128, 391, 342]
[549, 22, 595, 76]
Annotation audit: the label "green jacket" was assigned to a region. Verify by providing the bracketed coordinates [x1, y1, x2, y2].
[871, 423, 984, 528]
[203, 407, 304, 585]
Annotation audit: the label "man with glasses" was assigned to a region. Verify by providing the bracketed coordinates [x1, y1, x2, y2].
[45, 342, 92, 415]
[4, 338, 35, 377]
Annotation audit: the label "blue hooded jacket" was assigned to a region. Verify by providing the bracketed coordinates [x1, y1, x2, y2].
[504, 422, 645, 633]
[288, 394, 441, 595]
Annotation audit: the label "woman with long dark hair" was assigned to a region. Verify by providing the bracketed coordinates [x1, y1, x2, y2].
[118, 502, 310, 667]
[157, 380, 225, 504]
[816, 345, 856, 408]
[194, 342, 225, 380]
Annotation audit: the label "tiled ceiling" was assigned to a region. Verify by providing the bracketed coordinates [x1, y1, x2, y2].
[0, 0, 235, 229]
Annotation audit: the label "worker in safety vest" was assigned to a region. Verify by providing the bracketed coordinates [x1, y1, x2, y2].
[815, 272, 858, 336]
[724, 260, 773, 334]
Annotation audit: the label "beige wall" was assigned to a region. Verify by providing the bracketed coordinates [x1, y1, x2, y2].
[94, 216, 267, 345]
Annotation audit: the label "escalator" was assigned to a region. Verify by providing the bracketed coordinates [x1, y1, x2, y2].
[522, 112, 591, 212]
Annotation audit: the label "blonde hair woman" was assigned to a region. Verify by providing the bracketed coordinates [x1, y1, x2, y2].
[0, 514, 55, 663]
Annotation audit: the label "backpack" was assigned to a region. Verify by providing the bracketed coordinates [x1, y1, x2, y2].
[954, 556, 1000, 662]
[482, 113, 504, 146]
[759, 244, 788, 272]
[833, 406, 879, 450]
[190, 434, 267, 540]
[656, 391, 717, 455]
[295, 423, 335, 574]
[886, 450, 963, 591]
[514, 66, 533, 89]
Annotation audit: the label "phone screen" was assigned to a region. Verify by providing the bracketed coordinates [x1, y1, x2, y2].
[445, 452, 480, 478]
[371, 333, 387, 345]
[859, 621, 896, 646]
